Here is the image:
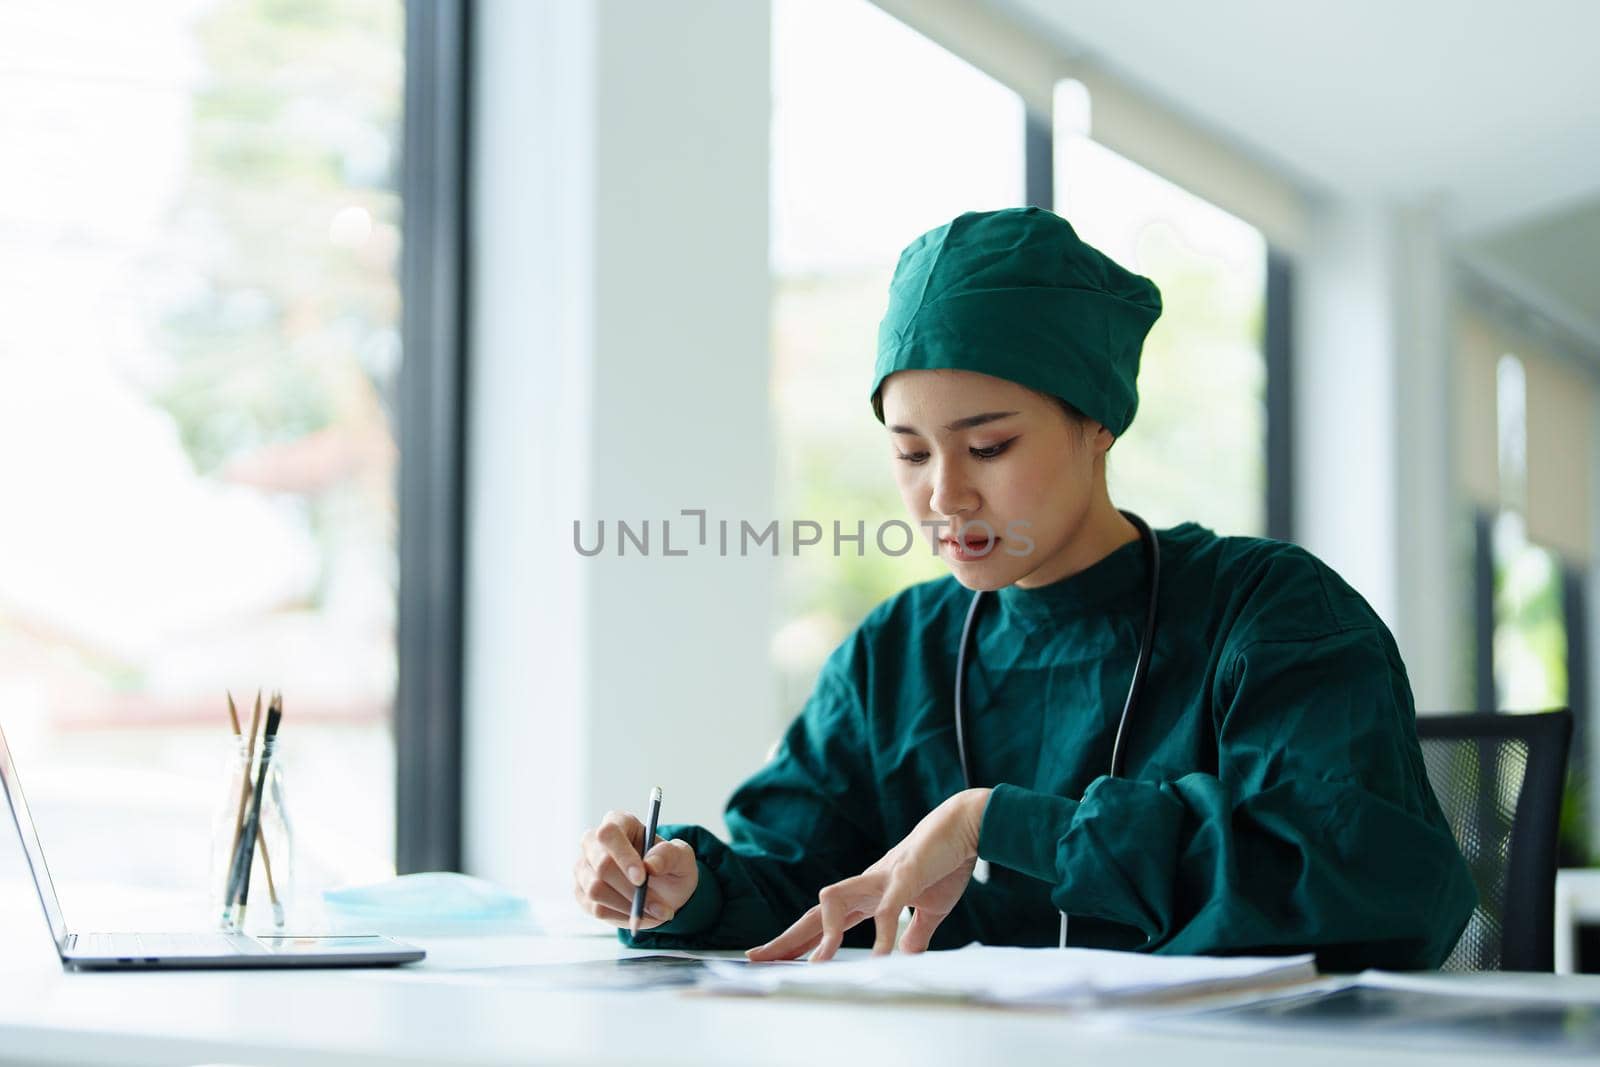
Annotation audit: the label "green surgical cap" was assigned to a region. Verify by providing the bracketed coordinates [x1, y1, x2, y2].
[869, 206, 1161, 437]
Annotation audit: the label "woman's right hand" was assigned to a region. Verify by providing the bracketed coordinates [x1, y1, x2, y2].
[573, 809, 699, 932]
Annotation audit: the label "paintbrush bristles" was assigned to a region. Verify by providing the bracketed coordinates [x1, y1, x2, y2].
[263, 691, 283, 739]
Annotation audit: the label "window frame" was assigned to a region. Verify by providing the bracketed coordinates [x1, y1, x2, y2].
[396, 0, 472, 873]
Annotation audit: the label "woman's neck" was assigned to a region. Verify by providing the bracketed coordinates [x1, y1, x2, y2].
[1013, 492, 1138, 590]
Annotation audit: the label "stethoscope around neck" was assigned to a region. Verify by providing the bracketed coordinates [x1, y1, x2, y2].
[953, 509, 1162, 948]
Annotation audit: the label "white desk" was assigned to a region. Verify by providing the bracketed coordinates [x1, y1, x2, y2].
[4, 883, 1600, 1066]
[1556, 868, 1600, 974]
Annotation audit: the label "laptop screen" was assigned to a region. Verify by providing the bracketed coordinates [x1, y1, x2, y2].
[0, 721, 68, 948]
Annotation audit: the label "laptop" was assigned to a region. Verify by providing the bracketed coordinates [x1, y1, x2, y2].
[0, 719, 424, 970]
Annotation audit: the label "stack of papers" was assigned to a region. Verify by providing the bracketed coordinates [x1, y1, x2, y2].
[699, 945, 1316, 1008]
[1167, 971, 1600, 1055]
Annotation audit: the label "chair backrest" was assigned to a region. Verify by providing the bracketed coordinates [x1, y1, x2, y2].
[1415, 709, 1572, 972]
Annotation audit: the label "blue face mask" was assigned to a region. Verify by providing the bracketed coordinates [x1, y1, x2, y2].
[322, 872, 536, 931]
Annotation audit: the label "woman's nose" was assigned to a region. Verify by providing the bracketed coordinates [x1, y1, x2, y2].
[928, 457, 977, 517]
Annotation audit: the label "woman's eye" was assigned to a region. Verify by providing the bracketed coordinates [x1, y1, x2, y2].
[896, 451, 929, 465]
[971, 439, 1015, 460]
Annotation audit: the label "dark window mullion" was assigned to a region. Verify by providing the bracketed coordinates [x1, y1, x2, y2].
[1265, 248, 1294, 542]
[396, 0, 470, 874]
[1563, 563, 1590, 864]
[1024, 109, 1052, 210]
[1474, 510, 1498, 712]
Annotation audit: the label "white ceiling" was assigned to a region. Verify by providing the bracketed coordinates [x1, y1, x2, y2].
[981, 0, 1600, 338]
[984, 0, 1600, 233]
[1470, 193, 1600, 340]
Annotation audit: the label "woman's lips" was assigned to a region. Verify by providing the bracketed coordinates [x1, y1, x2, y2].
[941, 535, 1002, 561]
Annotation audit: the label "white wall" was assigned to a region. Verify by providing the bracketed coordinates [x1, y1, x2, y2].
[1294, 202, 1400, 621]
[1391, 201, 1468, 712]
[464, 0, 775, 901]
[1293, 197, 1470, 712]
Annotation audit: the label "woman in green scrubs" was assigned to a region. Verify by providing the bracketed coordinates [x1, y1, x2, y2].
[572, 206, 1477, 970]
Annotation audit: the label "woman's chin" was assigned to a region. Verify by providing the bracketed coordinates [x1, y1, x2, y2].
[943, 554, 1021, 591]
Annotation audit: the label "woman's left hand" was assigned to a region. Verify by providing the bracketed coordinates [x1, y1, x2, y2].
[745, 787, 993, 962]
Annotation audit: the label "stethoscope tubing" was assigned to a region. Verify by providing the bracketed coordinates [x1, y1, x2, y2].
[952, 510, 1161, 946]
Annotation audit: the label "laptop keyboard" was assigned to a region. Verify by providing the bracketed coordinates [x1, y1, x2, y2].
[71, 932, 267, 958]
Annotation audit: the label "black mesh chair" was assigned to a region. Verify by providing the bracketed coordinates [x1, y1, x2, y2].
[1416, 709, 1572, 971]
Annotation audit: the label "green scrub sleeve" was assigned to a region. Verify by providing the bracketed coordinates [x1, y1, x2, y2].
[619, 664, 884, 951]
[976, 625, 1478, 971]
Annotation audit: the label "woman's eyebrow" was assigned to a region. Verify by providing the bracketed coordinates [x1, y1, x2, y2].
[888, 410, 1019, 436]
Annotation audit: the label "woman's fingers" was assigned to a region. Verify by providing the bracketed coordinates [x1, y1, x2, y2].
[750, 874, 895, 963]
[588, 899, 669, 929]
[745, 904, 823, 961]
[595, 811, 648, 884]
[815, 871, 917, 961]
[783, 928, 824, 962]
[869, 871, 915, 955]
[571, 867, 674, 927]
[811, 879, 867, 963]
[748, 870, 940, 961]
[574, 857, 634, 913]
[897, 905, 946, 954]
[871, 902, 901, 956]
[573, 810, 696, 932]
[576, 819, 682, 925]
[744, 789, 987, 958]
[810, 930, 844, 962]
[581, 828, 641, 904]
[642, 838, 692, 880]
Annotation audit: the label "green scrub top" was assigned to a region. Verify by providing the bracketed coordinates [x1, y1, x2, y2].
[621, 523, 1477, 971]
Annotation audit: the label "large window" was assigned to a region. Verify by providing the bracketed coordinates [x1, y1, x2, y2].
[769, 0, 1026, 718]
[1491, 513, 1568, 712]
[1488, 354, 1569, 713]
[0, 1, 404, 920]
[1465, 337, 1593, 863]
[1054, 121, 1270, 537]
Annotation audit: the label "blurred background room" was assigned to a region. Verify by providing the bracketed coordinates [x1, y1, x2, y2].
[1, 0, 1598, 962]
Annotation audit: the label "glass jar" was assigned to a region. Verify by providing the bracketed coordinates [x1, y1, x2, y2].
[209, 733, 294, 931]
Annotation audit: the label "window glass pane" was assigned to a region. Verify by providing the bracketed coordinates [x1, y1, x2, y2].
[1056, 134, 1268, 536]
[770, 0, 1025, 717]
[1492, 511, 1567, 711]
[1489, 355, 1565, 712]
[0, 0, 402, 921]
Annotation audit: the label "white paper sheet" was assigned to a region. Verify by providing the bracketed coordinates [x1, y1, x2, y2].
[699, 944, 1317, 1007]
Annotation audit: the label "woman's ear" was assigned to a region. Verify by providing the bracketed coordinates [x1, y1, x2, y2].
[1091, 422, 1116, 454]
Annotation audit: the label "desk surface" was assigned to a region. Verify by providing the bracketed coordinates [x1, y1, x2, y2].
[4, 884, 1600, 1067]
[1555, 868, 1600, 973]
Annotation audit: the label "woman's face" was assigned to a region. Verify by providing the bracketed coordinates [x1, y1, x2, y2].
[879, 368, 1113, 590]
